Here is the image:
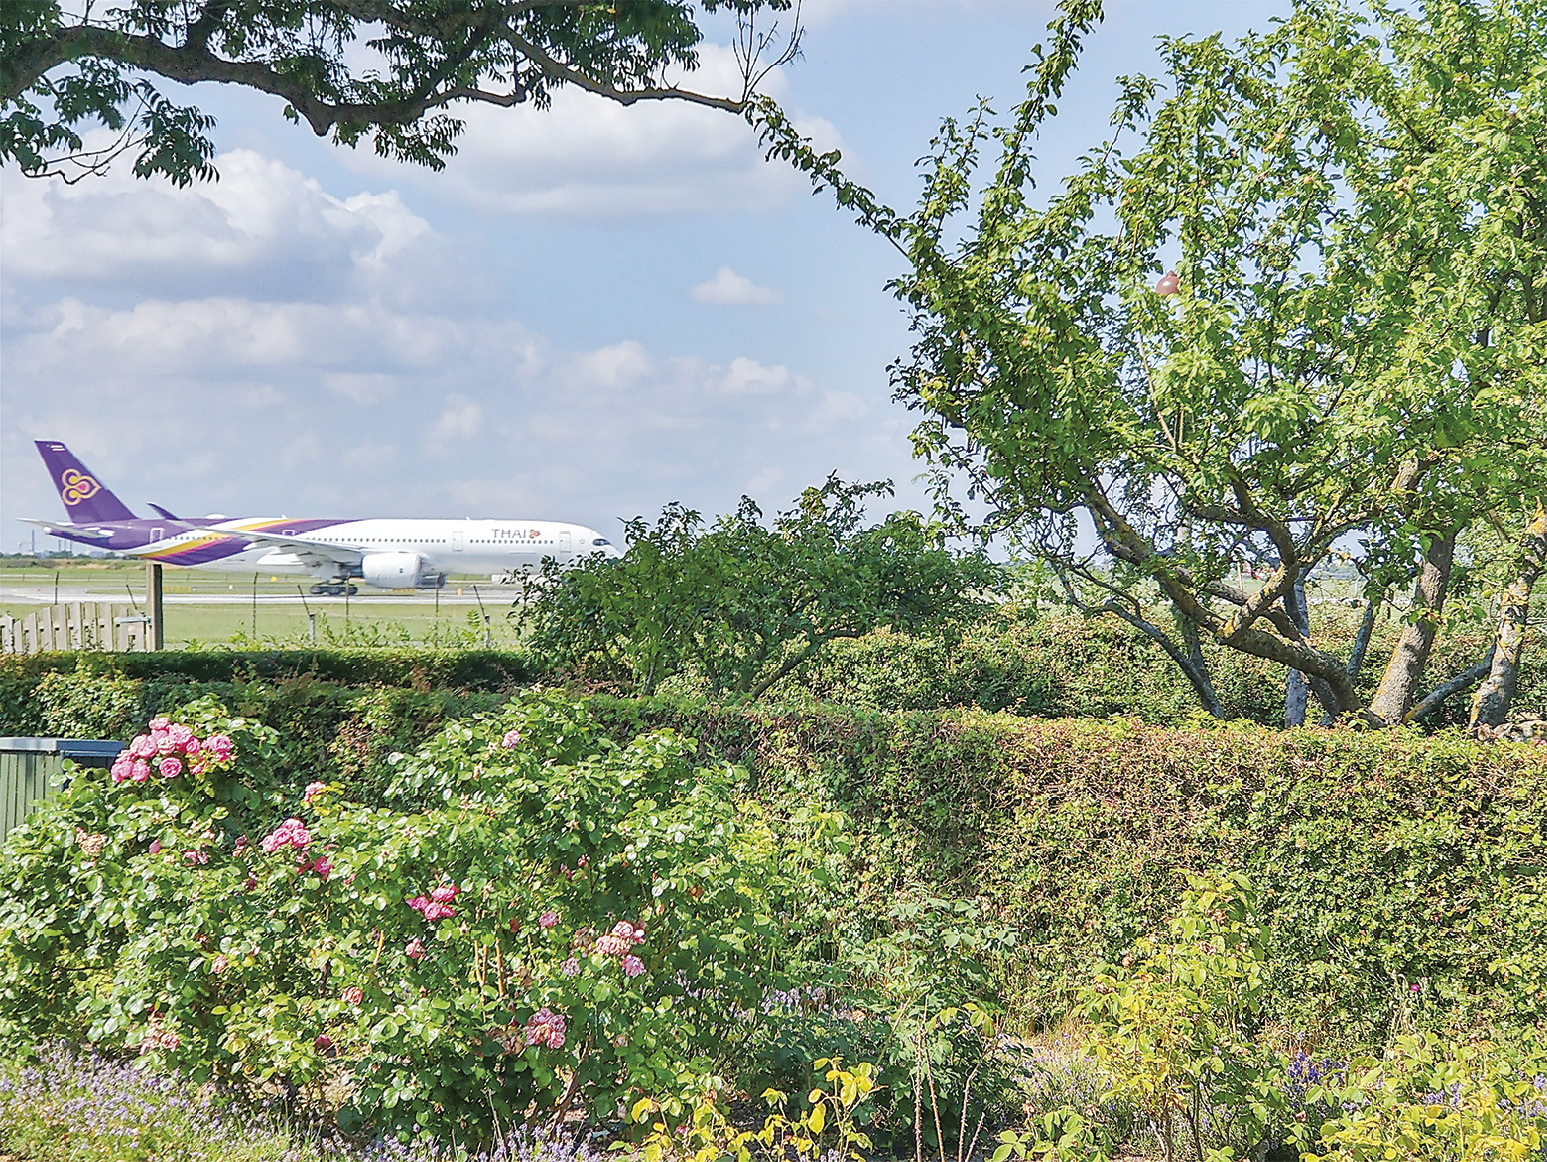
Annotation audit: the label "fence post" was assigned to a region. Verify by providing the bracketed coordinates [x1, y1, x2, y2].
[147, 563, 164, 651]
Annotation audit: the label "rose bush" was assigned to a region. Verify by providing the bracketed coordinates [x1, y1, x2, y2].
[0, 691, 845, 1142]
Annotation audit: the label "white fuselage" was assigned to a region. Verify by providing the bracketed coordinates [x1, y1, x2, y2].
[134, 516, 618, 590]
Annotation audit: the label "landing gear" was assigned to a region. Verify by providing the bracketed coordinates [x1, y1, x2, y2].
[309, 582, 359, 597]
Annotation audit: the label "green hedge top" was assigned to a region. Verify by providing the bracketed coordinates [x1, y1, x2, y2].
[0, 648, 536, 691]
[590, 697, 1547, 1044]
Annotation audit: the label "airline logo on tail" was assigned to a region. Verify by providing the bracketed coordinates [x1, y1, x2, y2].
[60, 469, 102, 507]
[36, 440, 137, 524]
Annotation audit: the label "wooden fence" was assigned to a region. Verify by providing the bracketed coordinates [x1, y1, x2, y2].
[0, 603, 150, 654]
[0, 739, 124, 838]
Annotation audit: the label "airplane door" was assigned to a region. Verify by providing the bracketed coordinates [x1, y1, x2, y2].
[559, 530, 572, 555]
[452, 529, 465, 553]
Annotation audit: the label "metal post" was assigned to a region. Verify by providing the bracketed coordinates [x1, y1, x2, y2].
[146, 562, 164, 650]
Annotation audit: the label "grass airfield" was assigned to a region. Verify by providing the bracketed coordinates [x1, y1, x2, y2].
[0, 558, 527, 648]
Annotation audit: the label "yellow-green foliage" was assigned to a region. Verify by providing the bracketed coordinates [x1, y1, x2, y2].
[590, 700, 1547, 1044]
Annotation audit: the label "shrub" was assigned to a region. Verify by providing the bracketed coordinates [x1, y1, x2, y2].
[0, 693, 842, 1141]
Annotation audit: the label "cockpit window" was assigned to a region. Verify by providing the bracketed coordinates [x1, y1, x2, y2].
[592, 538, 611, 546]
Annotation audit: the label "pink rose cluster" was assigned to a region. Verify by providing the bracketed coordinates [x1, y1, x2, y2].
[408, 883, 458, 922]
[525, 1007, 567, 1049]
[582, 921, 647, 978]
[261, 818, 311, 854]
[111, 718, 234, 785]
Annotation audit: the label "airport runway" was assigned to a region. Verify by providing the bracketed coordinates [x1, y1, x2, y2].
[0, 582, 519, 606]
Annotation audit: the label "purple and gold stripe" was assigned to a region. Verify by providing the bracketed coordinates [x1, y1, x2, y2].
[139, 518, 349, 566]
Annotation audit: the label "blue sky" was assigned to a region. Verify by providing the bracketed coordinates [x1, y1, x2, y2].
[0, 1, 1290, 551]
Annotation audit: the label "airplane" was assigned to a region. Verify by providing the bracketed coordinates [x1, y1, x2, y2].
[21, 440, 620, 595]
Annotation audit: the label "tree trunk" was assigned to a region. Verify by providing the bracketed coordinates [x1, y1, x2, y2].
[1172, 605, 1226, 718]
[1470, 503, 1547, 728]
[1369, 528, 1458, 724]
[1284, 572, 1311, 727]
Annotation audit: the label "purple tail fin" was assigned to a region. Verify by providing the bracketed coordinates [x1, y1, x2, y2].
[35, 441, 136, 522]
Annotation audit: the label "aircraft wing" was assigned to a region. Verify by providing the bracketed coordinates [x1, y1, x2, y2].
[17, 517, 114, 541]
[206, 526, 363, 567]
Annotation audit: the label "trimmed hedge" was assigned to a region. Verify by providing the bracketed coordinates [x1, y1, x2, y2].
[589, 698, 1547, 1046]
[5, 645, 1545, 1049]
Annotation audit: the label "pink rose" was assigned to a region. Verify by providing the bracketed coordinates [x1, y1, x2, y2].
[501, 729, 522, 749]
[407, 895, 430, 913]
[622, 955, 645, 978]
[129, 734, 157, 759]
[314, 1034, 333, 1052]
[111, 756, 133, 784]
[148, 840, 162, 855]
[303, 781, 327, 805]
[206, 735, 234, 762]
[561, 957, 581, 977]
[312, 856, 332, 880]
[131, 759, 151, 783]
[422, 902, 457, 922]
[183, 735, 202, 755]
[405, 938, 426, 961]
[430, 884, 458, 903]
[342, 986, 364, 1005]
[167, 724, 195, 751]
[595, 934, 629, 957]
[153, 731, 175, 755]
[539, 911, 559, 929]
[159, 756, 183, 778]
[149, 717, 171, 730]
[524, 1008, 566, 1049]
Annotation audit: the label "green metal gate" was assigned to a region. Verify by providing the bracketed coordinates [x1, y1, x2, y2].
[0, 738, 123, 839]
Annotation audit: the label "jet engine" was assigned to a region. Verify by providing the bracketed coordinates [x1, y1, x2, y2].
[360, 552, 445, 590]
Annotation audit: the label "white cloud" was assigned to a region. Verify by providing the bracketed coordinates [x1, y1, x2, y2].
[570, 341, 654, 390]
[2, 291, 912, 535]
[335, 44, 841, 215]
[425, 393, 485, 450]
[0, 148, 431, 290]
[325, 372, 398, 405]
[691, 266, 782, 306]
[715, 356, 807, 396]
